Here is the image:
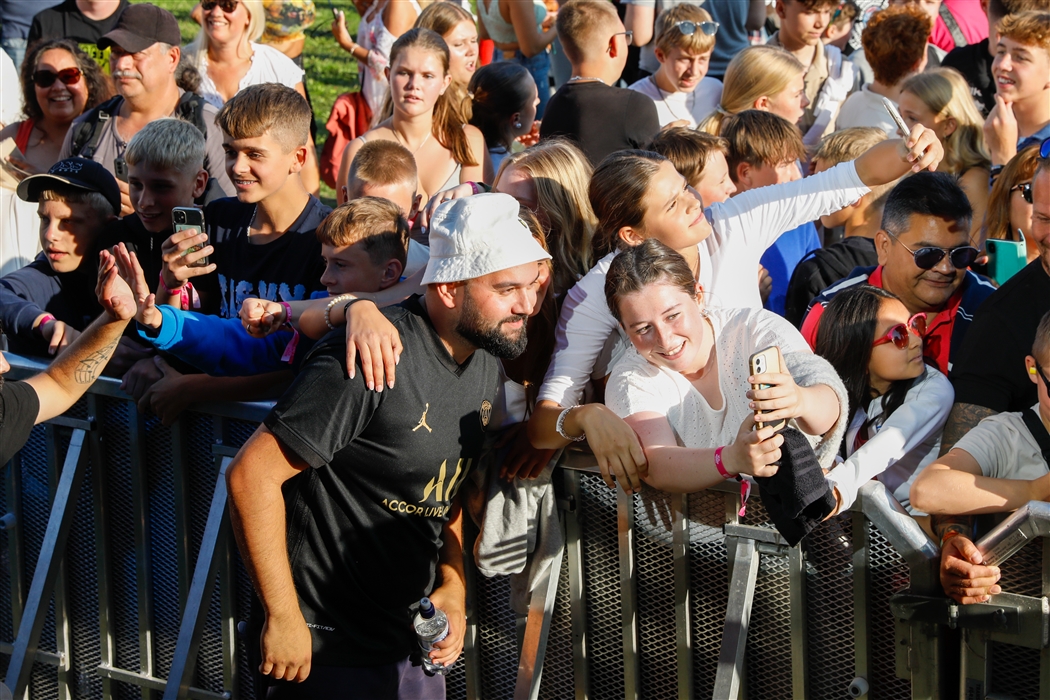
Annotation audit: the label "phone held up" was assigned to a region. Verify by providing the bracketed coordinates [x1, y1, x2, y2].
[881, 98, 911, 139]
[749, 346, 787, 433]
[171, 207, 209, 268]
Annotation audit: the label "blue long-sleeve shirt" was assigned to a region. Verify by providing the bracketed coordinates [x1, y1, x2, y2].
[137, 305, 296, 377]
[0, 254, 100, 355]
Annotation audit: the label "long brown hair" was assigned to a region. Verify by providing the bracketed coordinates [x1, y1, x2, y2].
[20, 39, 112, 123]
[604, 239, 696, 324]
[589, 150, 667, 259]
[414, 2, 475, 123]
[389, 28, 477, 167]
[985, 144, 1039, 243]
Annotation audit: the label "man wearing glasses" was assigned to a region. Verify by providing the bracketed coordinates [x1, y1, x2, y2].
[540, 0, 659, 167]
[932, 138, 1050, 605]
[801, 170, 996, 378]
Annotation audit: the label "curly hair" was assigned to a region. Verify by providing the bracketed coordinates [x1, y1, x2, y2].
[862, 5, 931, 87]
[19, 39, 113, 123]
[997, 10, 1050, 52]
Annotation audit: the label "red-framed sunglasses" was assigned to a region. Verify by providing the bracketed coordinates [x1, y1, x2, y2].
[32, 67, 82, 88]
[872, 313, 927, 349]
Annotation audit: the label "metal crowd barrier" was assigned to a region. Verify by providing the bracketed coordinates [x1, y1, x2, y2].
[2, 353, 1049, 699]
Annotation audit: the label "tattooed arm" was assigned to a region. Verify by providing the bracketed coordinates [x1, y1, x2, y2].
[21, 248, 136, 423]
[928, 401, 1002, 604]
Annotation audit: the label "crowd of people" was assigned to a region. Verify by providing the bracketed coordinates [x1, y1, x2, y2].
[0, 0, 1048, 696]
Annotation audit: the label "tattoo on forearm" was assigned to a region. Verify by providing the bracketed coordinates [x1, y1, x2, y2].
[939, 403, 997, 456]
[74, 340, 119, 384]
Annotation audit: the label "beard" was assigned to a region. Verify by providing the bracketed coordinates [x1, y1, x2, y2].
[455, 290, 529, 360]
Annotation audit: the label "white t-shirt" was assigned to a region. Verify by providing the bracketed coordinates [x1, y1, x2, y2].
[193, 42, 306, 109]
[834, 86, 899, 136]
[0, 50, 22, 127]
[827, 368, 953, 514]
[627, 75, 723, 129]
[954, 407, 1048, 481]
[605, 306, 812, 450]
[538, 160, 870, 408]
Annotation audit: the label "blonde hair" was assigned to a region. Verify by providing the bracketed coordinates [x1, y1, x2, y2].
[556, 0, 621, 65]
[655, 4, 716, 55]
[900, 68, 990, 175]
[126, 118, 206, 173]
[315, 197, 409, 268]
[185, 0, 265, 64]
[495, 139, 597, 297]
[216, 83, 311, 151]
[697, 46, 803, 135]
[814, 127, 899, 204]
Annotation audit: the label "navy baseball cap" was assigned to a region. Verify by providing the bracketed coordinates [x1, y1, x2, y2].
[17, 157, 121, 216]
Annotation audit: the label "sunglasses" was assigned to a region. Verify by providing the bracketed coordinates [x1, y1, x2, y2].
[672, 20, 720, 36]
[201, 0, 239, 11]
[1041, 137, 1049, 159]
[873, 313, 927, 350]
[885, 230, 979, 270]
[1011, 181, 1032, 204]
[32, 67, 82, 88]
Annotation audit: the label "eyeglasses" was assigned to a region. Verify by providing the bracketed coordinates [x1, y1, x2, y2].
[611, 30, 633, 44]
[672, 20, 720, 36]
[1011, 181, 1032, 204]
[872, 313, 927, 349]
[201, 0, 239, 11]
[1035, 361, 1050, 394]
[885, 230, 980, 270]
[32, 67, 82, 88]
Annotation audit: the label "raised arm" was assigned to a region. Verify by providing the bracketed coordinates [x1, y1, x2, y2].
[227, 425, 312, 682]
[508, 0, 557, 56]
[623, 4, 655, 47]
[853, 124, 943, 186]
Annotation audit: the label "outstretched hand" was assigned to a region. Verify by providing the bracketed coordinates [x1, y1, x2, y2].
[112, 243, 161, 329]
[96, 247, 137, 324]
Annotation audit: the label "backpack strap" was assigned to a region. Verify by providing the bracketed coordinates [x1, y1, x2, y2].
[70, 95, 124, 159]
[1020, 408, 1050, 466]
[938, 3, 967, 49]
[174, 92, 213, 175]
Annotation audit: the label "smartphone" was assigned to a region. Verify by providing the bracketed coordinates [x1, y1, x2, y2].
[113, 156, 128, 182]
[749, 346, 787, 433]
[882, 97, 911, 138]
[986, 230, 1027, 285]
[172, 207, 208, 267]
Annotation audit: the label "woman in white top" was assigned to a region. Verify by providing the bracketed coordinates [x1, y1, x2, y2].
[526, 127, 943, 493]
[332, 0, 421, 115]
[815, 285, 953, 515]
[340, 29, 485, 201]
[185, 0, 319, 191]
[602, 240, 843, 493]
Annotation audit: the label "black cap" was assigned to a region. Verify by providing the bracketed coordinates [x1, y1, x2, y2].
[17, 158, 121, 216]
[98, 4, 182, 53]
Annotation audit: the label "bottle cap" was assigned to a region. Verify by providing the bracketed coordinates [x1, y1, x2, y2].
[419, 597, 435, 619]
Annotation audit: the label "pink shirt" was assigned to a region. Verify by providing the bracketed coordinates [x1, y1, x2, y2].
[929, 0, 989, 53]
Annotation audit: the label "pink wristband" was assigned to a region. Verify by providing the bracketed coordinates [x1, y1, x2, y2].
[36, 314, 56, 334]
[278, 301, 293, 327]
[158, 271, 185, 294]
[714, 446, 733, 479]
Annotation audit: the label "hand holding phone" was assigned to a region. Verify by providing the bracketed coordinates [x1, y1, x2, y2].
[882, 97, 911, 138]
[748, 346, 788, 433]
[172, 207, 209, 268]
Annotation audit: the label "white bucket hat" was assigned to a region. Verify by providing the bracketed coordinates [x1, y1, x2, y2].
[422, 193, 552, 285]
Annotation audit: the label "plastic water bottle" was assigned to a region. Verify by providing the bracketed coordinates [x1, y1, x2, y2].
[414, 597, 449, 675]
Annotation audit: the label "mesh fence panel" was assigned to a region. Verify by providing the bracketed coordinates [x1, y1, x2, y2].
[687, 490, 729, 697]
[803, 513, 855, 700]
[867, 520, 911, 700]
[987, 641, 1042, 698]
[633, 487, 678, 700]
[537, 541, 575, 700]
[474, 573, 517, 699]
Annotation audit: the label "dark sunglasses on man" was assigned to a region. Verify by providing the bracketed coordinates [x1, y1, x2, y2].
[32, 67, 82, 88]
[885, 230, 980, 270]
[672, 20, 719, 36]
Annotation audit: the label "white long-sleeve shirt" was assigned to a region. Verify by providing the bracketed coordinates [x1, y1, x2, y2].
[538, 160, 871, 408]
[826, 368, 953, 515]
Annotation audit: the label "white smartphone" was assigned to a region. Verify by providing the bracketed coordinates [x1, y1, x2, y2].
[882, 97, 911, 138]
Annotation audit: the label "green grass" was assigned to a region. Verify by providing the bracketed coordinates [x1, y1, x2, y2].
[154, 0, 364, 205]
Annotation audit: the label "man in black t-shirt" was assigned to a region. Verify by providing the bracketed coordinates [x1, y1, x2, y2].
[540, 0, 660, 166]
[228, 194, 551, 698]
[28, 0, 127, 71]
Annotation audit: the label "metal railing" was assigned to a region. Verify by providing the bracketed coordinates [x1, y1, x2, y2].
[2, 353, 1049, 699]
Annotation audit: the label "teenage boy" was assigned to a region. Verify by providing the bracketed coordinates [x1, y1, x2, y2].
[115, 197, 410, 378]
[722, 110, 820, 317]
[942, 0, 1046, 116]
[784, 127, 894, 326]
[801, 171, 997, 377]
[0, 157, 120, 356]
[140, 83, 329, 426]
[627, 4, 723, 129]
[541, 0, 660, 166]
[767, 0, 857, 144]
[645, 127, 738, 205]
[983, 11, 1050, 169]
[837, 4, 931, 134]
[910, 310, 1050, 604]
[59, 4, 233, 214]
[227, 194, 550, 696]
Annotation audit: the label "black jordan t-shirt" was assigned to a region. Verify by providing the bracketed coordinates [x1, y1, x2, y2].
[263, 296, 500, 667]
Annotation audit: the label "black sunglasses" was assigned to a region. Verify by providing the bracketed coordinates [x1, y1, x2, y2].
[32, 67, 82, 88]
[885, 230, 979, 270]
[1011, 181, 1032, 204]
[672, 20, 720, 36]
[202, 0, 239, 11]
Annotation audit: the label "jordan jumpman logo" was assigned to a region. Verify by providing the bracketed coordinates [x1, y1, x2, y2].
[413, 403, 432, 433]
